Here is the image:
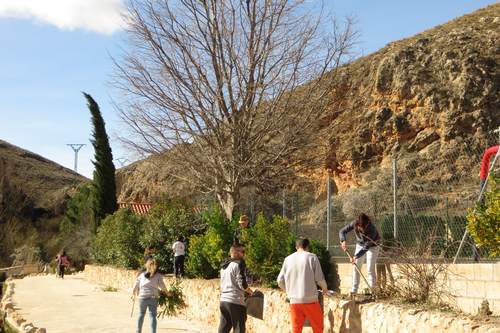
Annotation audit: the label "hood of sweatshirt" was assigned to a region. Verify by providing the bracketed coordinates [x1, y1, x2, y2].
[221, 258, 241, 269]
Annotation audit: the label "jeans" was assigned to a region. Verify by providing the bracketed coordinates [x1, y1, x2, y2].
[57, 265, 65, 279]
[352, 244, 379, 293]
[137, 298, 158, 333]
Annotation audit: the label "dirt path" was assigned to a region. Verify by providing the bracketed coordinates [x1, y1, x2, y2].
[11, 274, 213, 333]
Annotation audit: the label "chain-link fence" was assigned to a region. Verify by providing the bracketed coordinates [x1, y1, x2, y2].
[238, 130, 499, 262]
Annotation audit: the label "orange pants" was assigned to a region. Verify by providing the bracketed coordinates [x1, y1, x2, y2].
[289, 302, 323, 333]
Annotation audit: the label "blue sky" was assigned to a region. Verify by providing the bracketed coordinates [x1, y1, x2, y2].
[0, 0, 496, 178]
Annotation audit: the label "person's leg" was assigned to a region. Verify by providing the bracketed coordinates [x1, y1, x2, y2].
[147, 298, 158, 333]
[289, 304, 307, 333]
[366, 246, 380, 290]
[352, 244, 365, 293]
[60, 266, 65, 279]
[136, 298, 147, 333]
[229, 303, 247, 333]
[302, 302, 324, 333]
[179, 255, 185, 277]
[218, 302, 232, 333]
[174, 256, 179, 277]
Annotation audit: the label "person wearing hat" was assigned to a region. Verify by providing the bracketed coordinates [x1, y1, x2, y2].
[233, 214, 250, 246]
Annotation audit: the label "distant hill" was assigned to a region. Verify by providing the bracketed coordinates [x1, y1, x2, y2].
[116, 4, 499, 221]
[0, 140, 87, 266]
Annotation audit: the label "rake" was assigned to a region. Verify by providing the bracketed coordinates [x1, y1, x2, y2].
[345, 249, 374, 295]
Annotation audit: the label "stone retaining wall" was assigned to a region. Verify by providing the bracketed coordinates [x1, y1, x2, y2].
[84, 264, 499, 333]
[0, 280, 46, 333]
[337, 262, 500, 315]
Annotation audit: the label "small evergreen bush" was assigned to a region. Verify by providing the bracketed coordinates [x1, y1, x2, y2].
[467, 173, 500, 257]
[185, 206, 236, 278]
[140, 198, 201, 273]
[91, 209, 145, 269]
[242, 214, 293, 287]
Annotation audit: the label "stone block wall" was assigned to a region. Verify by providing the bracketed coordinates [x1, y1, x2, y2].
[337, 262, 500, 315]
[84, 264, 499, 333]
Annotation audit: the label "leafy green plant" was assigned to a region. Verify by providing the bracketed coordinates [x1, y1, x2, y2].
[467, 173, 500, 257]
[157, 280, 186, 318]
[185, 206, 236, 278]
[185, 234, 219, 278]
[59, 184, 95, 266]
[91, 209, 145, 269]
[242, 214, 293, 287]
[140, 197, 202, 273]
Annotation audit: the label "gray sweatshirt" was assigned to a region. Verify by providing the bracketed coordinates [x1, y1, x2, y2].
[220, 258, 248, 306]
[134, 272, 166, 299]
[277, 251, 327, 304]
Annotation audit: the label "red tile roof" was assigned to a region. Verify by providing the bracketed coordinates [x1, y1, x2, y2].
[118, 202, 153, 215]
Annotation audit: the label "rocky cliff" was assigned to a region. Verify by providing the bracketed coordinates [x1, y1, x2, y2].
[324, 4, 499, 193]
[0, 140, 86, 265]
[116, 4, 499, 213]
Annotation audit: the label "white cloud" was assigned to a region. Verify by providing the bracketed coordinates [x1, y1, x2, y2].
[0, 0, 125, 35]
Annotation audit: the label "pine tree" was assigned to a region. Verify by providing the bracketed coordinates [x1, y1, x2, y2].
[84, 92, 117, 229]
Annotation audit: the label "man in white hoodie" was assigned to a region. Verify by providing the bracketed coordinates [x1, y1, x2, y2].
[277, 238, 328, 333]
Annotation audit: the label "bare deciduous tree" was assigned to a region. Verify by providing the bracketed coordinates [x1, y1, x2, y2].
[114, 0, 357, 219]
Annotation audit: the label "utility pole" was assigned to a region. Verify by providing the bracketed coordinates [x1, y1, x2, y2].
[115, 157, 129, 167]
[67, 144, 86, 173]
[326, 173, 332, 251]
[393, 156, 398, 241]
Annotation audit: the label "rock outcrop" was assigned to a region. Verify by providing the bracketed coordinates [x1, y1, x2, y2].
[324, 4, 499, 193]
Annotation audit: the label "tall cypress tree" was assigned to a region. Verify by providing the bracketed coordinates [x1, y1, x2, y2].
[84, 92, 117, 229]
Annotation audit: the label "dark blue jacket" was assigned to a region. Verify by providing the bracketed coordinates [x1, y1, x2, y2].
[339, 221, 380, 258]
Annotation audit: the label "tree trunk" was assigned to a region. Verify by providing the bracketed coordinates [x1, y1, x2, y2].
[216, 189, 237, 221]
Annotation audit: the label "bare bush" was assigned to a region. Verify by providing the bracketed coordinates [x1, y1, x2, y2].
[380, 236, 453, 306]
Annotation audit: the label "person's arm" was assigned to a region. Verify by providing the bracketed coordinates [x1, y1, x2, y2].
[158, 274, 167, 291]
[132, 276, 140, 297]
[339, 222, 355, 251]
[313, 256, 328, 293]
[277, 260, 286, 290]
[235, 262, 252, 295]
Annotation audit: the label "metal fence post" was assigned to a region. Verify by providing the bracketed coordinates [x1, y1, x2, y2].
[392, 156, 398, 241]
[282, 189, 286, 218]
[327, 174, 332, 250]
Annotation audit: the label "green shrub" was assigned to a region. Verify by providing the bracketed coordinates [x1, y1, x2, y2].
[59, 184, 95, 265]
[140, 198, 201, 273]
[467, 173, 500, 257]
[242, 214, 293, 287]
[185, 234, 219, 278]
[91, 209, 145, 269]
[185, 206, 236, 278]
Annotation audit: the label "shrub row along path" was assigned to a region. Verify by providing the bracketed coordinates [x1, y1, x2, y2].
[12, 274, 210, 333]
